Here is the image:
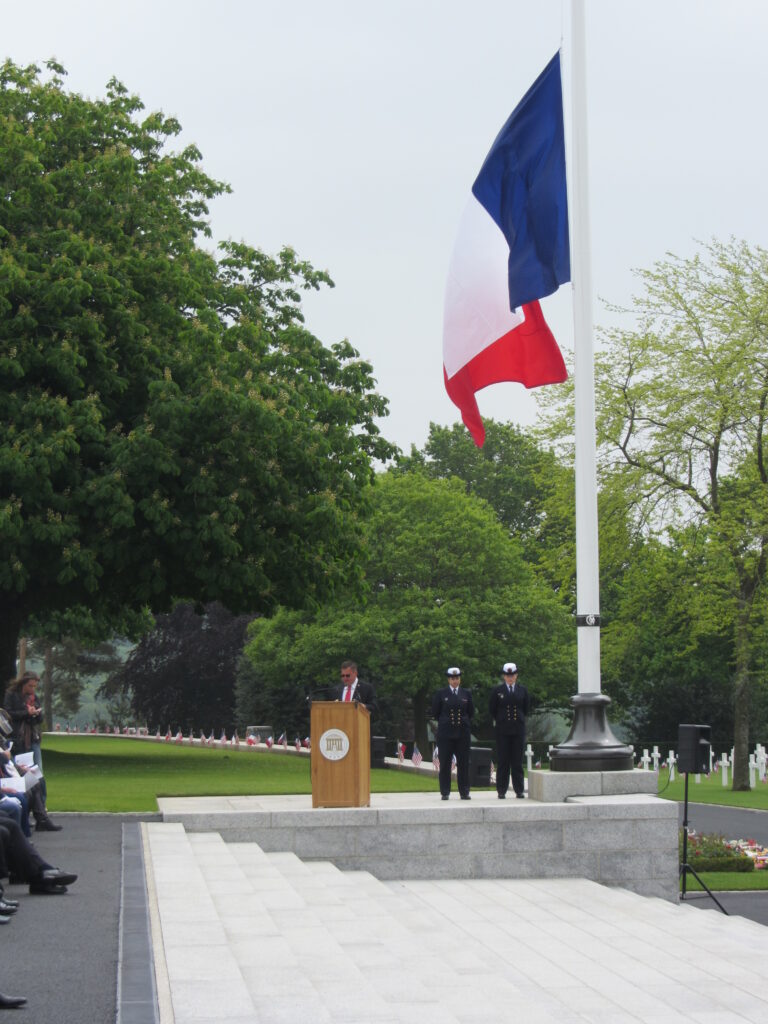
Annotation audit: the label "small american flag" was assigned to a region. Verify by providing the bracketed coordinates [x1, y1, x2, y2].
[303, 736, 311, 749]
[411, 744, 423, 767]
[397, 741, 405, 763]
[278, 732, 287, 748]
[265, 736, 274, 748]
[432, 747, 439, 771]
[295, 737, 302, 751]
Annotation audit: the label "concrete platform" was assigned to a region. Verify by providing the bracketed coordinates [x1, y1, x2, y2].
[158, 790, 679, 899]
[142, 820, 768, 1024]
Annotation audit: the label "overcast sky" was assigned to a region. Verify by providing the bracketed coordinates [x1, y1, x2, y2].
[5, 0, 768, 453]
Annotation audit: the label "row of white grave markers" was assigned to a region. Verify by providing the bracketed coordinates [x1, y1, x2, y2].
[535, 742, 768, 788]
[634, 743, 768, 788]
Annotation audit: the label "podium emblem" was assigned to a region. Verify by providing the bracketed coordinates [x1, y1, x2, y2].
[319, 728, 350, 761]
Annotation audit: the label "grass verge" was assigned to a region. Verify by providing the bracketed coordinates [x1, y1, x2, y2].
[680, 870, 768, 892]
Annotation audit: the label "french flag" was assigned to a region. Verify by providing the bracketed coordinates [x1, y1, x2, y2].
[443, 52, 570, 447]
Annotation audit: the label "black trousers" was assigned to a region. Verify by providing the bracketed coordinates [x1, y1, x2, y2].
[437, 735, 470, 797]
[496, 731, 525, 796]
[0, 814, 50, 881]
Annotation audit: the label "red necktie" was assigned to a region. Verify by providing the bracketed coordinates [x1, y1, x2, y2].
[344, 686, 352, 702]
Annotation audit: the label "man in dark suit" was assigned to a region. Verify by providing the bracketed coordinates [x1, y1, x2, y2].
[489, 662, 530, 799]
[335, 660, 377, 715]
[431, 667, 474, 800]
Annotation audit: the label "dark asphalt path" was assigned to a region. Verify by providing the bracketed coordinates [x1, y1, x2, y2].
[1, 813, 158, 1024]
[674, 800, 768, 925]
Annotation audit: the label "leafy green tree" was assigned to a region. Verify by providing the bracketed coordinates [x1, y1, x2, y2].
[238, 473, 575, 749]
[599, 535, 738, 751]
[397, 420, 568, 557]
[103, 601, 255, 732]
[544, 239, 768, 788]
[0, 60, 394, 681]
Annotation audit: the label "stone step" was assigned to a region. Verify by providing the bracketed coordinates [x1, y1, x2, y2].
[143, 822, 258, 1022]
[185, 830, 456, 1023]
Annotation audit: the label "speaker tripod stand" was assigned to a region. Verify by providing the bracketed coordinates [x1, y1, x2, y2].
[679, 770, 728, 914]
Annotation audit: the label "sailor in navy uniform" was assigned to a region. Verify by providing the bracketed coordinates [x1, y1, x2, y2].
[431, 667, 474, 800]
[489, 662, 530, 798]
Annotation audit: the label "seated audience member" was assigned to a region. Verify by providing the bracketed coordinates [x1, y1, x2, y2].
[3, 672, 46, 804]
[0, 811, 76, 894]
[0, 712, 61, 832]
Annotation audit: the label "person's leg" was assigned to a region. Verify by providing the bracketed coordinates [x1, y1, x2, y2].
[32, 743, 47, 805]
[437, 738, 453, 798]
[28, 781, 61, 831]
[510, 732, 525, 796]
[0, 800, 23, 833]
[457, 737, 471, 797]
[496, 733, 511, 796]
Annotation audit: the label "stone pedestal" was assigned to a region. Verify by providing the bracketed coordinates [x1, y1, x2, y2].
[528, 768, 657, 803]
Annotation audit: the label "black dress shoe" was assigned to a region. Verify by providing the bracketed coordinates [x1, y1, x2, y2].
[0, 993, 27, 1008]
[29, 882, 68, 895]
[0, 900, 18, 915]
[441, 794, 449, 800]
[498, 793, 506, 799]
[0, 895, 19, 909]
[516, 792, 525, 799]
[0, 914, 10, 925]
[35, 819, 63, 832]
[460, 794, 471, 800]
[29, 868, 77, 893]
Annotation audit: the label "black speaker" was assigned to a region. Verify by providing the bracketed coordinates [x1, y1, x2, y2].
[370, 735, 386, 769]
[469, 747, 492, 787]
[677, 724, 711, 773]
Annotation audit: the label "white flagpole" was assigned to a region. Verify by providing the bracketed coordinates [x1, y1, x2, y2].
[570, 0, 601, 694]
[549, 1, 633, 772]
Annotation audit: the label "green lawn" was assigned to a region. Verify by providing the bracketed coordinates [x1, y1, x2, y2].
[41, 735, 438, 812]
[40, 734, 768, 896]
[680, 870, 768, 892]
[657, 768, 768, 810]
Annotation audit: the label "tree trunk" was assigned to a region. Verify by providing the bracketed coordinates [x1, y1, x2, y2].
[17, 637, 27, 674]
[42, 645, 54, 731]
[731, 607, 751, 791]
[0, 602, 23, 690]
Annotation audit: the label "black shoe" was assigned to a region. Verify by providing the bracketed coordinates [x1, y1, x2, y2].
[29, 868, 77, 894]
[0, 900, 17, 915]
[29, 882, 68, 895]
[35, 819, 63, 832]
[0, 895, 19, 909]
[0, 993, 27, 1008]
[441, 794, 449, 800]
[497, 793, 506, 799]
[0, 915, 10, 925]
[516, 792, 525, 799]
[460, 794, 471, 800]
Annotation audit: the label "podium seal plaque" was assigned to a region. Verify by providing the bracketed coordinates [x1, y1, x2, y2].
[319, 728, 350, 761]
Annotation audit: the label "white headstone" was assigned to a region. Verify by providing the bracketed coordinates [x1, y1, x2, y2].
[652, 745, 660, 771]
[525, 744, 533, 772]
[668, 749, 676, 783]
[640, 748, 651, 771]
[721, 753, 729, 787]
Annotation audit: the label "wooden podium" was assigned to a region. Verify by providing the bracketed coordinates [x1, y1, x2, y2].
[310, 701, 371, 808]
